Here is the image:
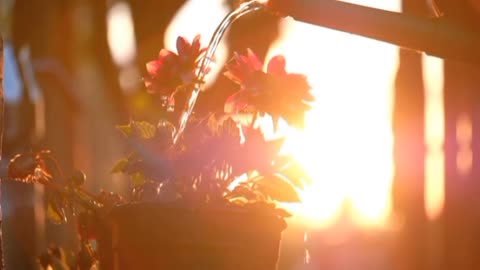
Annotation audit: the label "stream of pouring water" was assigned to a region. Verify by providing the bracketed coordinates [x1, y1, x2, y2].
[172, 0, 264, 143]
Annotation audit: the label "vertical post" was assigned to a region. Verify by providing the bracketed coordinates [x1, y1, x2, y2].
[441, 1, 480, 269]
[443, 53, 480, 270]
[392, 1, 428, 269]
[0, 33, 5, 270]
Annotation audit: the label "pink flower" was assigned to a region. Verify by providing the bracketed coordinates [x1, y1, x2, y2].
[224, 49, 314, 128]
[144, 35, 206, 96]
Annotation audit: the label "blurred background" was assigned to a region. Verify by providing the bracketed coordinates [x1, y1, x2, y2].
[1, 0, 480, 269]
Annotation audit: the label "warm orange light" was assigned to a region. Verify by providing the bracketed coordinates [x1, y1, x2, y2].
[107, 2, 137, 67]
[266, 0, 401, 229]
[167, 0, 446, 228]
[456, 113, 473, 176]
[165, 2, 395, 227]
[423, 55, 445, 221]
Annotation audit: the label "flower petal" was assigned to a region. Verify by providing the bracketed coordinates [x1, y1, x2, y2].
[224, 70, 242, 84]
[267, 55, 286, 75]
[191, 35, 201, 55]
[224, 90, 249, 113]
[224, 53, 250, 84]
[176, 36, 191, 56]
[146, 60, 160, 75]
[143, 77, 159, 94]
[159, 49, 176, 59]
[246, 48, 263, 71]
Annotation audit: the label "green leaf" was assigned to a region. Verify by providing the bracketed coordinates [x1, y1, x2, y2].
[226, 185, 257, 202]
[111, 159, 129, 173]
[131, 172, 147, 188]
[229, 197, 249, 205]
[47, 202, 67, 225]
[280, 169, 311, 190]
[274, 155, 291, 168]
[278, 172, 305, 190]
[275, 208, 292, 218]
[117, 123, 133, 137]
[133, 121, 157, 139]
[255, 174, 301, 203]
[117, 121, 157, 139]
[70, 169, 86, 186]
[277, 157, 312, 188]
[75, 189, 96, 205]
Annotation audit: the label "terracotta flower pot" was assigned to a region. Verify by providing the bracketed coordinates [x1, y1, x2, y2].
[97, 203, 287, 270]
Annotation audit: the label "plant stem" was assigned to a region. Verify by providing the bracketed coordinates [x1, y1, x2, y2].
[250, 111, 259, 129]
[43, 154, 67, 181]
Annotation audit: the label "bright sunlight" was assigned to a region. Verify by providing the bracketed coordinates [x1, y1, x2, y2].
[166, 0, 445, 229]
[268, 0, 401, 228]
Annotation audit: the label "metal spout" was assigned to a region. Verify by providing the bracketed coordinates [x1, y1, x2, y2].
[266, 0, 480, 66]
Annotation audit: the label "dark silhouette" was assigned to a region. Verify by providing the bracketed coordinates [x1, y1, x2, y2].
[392, 2, 428, 270]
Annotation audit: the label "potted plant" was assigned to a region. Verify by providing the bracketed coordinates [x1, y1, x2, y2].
[8, 30, 313, 270]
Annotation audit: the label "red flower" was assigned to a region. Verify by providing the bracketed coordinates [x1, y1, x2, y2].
[224, 49, 314, 128]
[144, 35, 206, 96]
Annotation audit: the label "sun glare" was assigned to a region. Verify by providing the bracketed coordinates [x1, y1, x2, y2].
[107, 1, 137, 67]
[267, 0, 401, 228]
[423, 55, 445, 221]
[167, 0, 445, 229]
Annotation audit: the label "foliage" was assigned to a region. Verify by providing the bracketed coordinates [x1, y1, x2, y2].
[112, 37, 314, 210]
[37, 243, 97, 270]
[7, 35, 314, 237]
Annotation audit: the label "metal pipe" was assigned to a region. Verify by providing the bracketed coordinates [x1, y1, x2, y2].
[266, 0, 480, 66]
